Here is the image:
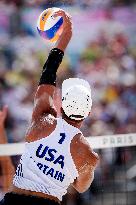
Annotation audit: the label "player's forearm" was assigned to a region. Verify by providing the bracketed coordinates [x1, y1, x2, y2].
[1, 158, 15, 192]
[80, 171, 94, 193]
[0, 157, 14, 174]
[73, 168, 95, 193]
[0, 125, 14, 170]
[55, 30, 72, 52]
[0, 125, 15, 191]
[0, 125, 8, 144]
[38, 48, 64, 87]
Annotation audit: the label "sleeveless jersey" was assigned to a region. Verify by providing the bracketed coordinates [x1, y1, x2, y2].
[13, 117, 81, 201]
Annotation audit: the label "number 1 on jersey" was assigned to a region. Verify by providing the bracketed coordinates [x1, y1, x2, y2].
[58, 133, 66, 144]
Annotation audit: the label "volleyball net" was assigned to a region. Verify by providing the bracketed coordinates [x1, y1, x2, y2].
[0, 133, 136, 205]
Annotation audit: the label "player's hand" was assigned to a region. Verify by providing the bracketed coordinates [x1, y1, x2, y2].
[53, 9, 73, 37]
[0, 105, 8, 127]
[53, 9, 73, 51]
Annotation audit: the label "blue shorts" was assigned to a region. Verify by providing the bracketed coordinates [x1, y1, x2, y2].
[0, 192, 60, 205]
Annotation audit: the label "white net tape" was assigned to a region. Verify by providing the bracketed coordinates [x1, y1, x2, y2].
[0, 133, 136, 156]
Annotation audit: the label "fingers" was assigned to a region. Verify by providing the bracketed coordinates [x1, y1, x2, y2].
[52, 10, 72, 23]
[53, 10, 71, 18]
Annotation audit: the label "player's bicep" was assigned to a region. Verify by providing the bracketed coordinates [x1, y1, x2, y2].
[32, 85, 56, 121]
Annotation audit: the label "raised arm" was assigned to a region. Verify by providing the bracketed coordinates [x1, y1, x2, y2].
[32, 10, 72, 122]
[0, 106, 15, 192]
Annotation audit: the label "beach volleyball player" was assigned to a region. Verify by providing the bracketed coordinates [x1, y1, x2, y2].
[0, 9, 99, 205]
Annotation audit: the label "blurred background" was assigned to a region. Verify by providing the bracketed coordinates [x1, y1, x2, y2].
[0, 0, 136, 204]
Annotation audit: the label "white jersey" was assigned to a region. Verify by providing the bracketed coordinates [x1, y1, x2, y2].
[13, 117, 81, 201]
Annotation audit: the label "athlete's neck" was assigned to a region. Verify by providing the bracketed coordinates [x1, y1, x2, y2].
[62, 117, 82, 129]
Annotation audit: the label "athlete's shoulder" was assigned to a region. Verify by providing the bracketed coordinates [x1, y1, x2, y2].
[25, 113, 57, 142]
[71, 133, 99, 166]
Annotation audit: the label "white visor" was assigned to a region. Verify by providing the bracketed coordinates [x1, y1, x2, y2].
[62, 78, 92, 120]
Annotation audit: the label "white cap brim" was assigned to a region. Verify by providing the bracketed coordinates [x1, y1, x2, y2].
[62, 78, 91, 97]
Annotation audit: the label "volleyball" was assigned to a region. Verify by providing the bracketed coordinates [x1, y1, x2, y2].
[37, 8, 63, 43]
